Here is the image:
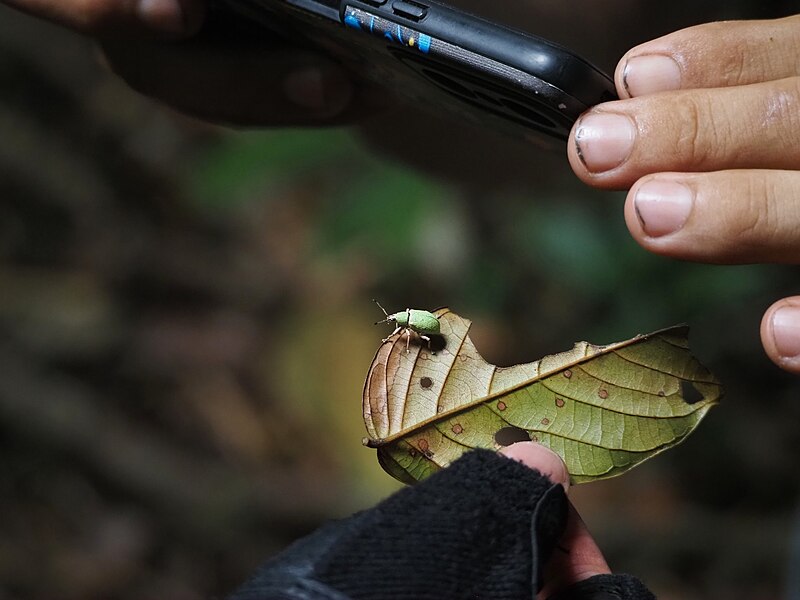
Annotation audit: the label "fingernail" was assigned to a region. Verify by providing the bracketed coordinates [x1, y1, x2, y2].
[772, 306, 800, 359]
[574, 113, 636, 173]
[623, 55, 682, 97]
[500, 442, 570, 489]
[283, 67, 353, 114]
[137, 0, 188, 35]
[633, 180, 694, 237]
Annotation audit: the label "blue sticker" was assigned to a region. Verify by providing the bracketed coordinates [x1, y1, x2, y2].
[344, 7, 435, 55]
[344, 14, 361, 29]
[418, 34, 431, 53]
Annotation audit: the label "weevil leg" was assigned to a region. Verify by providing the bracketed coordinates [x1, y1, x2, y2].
[419, 334, 435, 355]
[382, 326, 402, 343]
[404, 329, 412, 353]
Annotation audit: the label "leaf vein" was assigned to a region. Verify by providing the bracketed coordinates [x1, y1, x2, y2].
[610, 350, 718, 383]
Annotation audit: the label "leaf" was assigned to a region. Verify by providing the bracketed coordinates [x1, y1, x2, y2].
[362, 308, 721, 485]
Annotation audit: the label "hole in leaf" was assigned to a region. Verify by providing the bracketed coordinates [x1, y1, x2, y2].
[494, 426, 530, 447]
[427, 334, 446, 353]
[681, 381, 704, 404]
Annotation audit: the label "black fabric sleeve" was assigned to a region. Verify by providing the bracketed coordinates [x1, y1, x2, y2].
[549, 573, 657, 600]
[312, 449, 567, 600]
[228, 449, 655, 600]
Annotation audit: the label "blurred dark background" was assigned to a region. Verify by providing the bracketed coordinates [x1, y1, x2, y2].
[1, 2, 799, 599]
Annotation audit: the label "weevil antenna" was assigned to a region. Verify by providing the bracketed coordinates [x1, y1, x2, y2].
[373, 299, 389, 316]
[373, 299, 390, 325]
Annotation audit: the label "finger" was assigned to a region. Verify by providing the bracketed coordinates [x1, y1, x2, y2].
[623, 169, 800, 264]
[537, 503, 611, 599]
[762, 297, 800, 374]
[3, 0, 204, 37]
[100, 38, 373, 126]
[568, 77, 800, 189]
[616, 15, 800, 98]
[499, 443, 610, 597]
[500, 442, 570, 490]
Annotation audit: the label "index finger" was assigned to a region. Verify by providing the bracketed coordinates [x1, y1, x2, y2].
[617, 15, 800, 98]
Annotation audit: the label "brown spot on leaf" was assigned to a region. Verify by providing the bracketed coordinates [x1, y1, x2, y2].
[497, 401, 507, 411]
[555, 397, 565, 408]
[531, 435, 539, 442]
[598, 389, 609, 399]
[409, 448, 417, 457]
[658, 390, 666, 397]
[564, 370, 573, 379]
[541, 417, 550, 426]
[452, 423, 464, 435]
[418, 439, 429, 452]
[420, 376, 433, 389]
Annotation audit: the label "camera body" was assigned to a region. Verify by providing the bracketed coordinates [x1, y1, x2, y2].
[215, 0, 616, 145]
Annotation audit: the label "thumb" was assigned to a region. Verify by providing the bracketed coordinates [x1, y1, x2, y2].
[498, 442, 612, 599]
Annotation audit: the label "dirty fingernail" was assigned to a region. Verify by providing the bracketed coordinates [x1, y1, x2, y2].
[772, 306, 800, 359]
[623, 55, 682, 97]
[574, 113, 636, 173]
[633, 180, 694, 237]
[283, 66, 353, 114]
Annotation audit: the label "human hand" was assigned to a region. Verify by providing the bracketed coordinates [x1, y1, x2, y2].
[1, 0, 372, 125]
[501, 443, 651, 600]
[229, 442, 652, 600]
[567, 15, 800, 374]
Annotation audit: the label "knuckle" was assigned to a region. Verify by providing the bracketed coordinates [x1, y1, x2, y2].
[695, 22, 755, 87]
[672, 93, 724, 168]
[782, 16, 800, 73]
[727, 175, 780, 244]
[767, 79, 800, 148]
[720, 56, 746, 88]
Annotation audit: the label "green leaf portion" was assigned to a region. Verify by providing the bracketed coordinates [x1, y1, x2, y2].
[363, 309, 722, 485]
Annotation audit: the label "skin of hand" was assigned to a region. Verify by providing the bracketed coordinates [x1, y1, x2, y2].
[499, 442, 611, 599]
[567, 14, 800, 375]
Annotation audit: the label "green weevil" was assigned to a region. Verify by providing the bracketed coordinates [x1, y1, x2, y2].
[374, 300, 440, 352]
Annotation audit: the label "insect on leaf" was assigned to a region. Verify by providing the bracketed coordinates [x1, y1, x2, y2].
[362, 308, 721, 485]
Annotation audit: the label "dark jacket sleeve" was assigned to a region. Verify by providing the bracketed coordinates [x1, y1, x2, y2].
[228, 449, 654, 600]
